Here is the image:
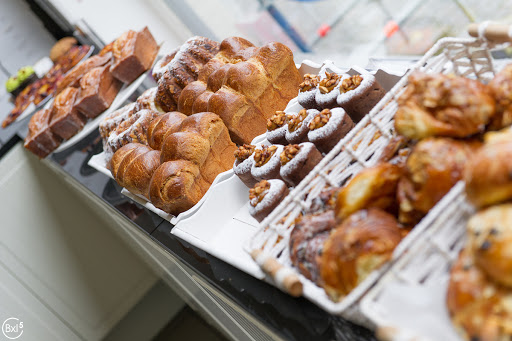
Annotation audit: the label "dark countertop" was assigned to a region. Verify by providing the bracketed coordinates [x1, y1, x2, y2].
[8, 113, 376, 341]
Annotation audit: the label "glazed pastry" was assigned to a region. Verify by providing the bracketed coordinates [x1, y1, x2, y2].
[395, 71, 495, 140]
[307, 108, 354, 154]
[467, 204, 512, 288]
[146, 111, 186, 150]
[266, 111, 288, 145]
[315, 71, 342, 109]
[335, 162, 403, 220]
[233, 144, 258, 188]
[249, 179, 289, 222]
[285, 109, 317, 144]
[24, 108, 62, 158]
[336, 70, 386, 122]
[488, 63, 512, 130]
[134, 87, 161, 113]
[289, 210, 336, 282]
[297, 73, 320, 109]
[74, 65, 122, 118]
[397, 137, 478, 226]
[465, 129, 512, 208]
[280, 143, 323, 187]
[110, 27, 158, 84]
[447, 249, 512, 341]
[251, 144, 284, 181]
[320, 208, 405, 301]
[49, 87, 86, 140]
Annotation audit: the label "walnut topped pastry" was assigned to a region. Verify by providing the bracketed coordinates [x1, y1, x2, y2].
[307, 108, 354, 153]
[280, 142, 323, 187]
[395, 71, 495, 140]
[298, 73, 320, 109]
[488, 64, 512, 130]
[286, 109, 317, 144]
[266, 111, 289, 144]
[336, 69, 386, 123]
[249, 179, 289, 222]
[251, 144, 284, 181]
[233, 144, 258, 187]
[315, 71, 342, 109]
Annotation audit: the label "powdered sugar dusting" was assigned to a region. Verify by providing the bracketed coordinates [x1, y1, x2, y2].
[233, 152, 255, 176]
[280, 142, 317, 179]
[285, 110, 317, 144]
[297, 90, 316, 108]
[315, 87, 341, 108]
[251, 145, 284, 180]
[308, 108, 347, 141]
[336, 71, 376, 105]
[136, 87, 159, 112]
[249, 179, 288, 216]
[266, 124, 288, 144]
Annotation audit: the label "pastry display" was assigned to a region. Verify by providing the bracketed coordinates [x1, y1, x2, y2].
[99, 103, 137, 143]
[394, 71, 495, 140]
[266, 111, 288, 145]
[488, 64, 512, 130]
[285, 109, 317, 144]
[297, 73, 320, 109]
[23, 108, 62, 158]
[315, 71, 342, 109]
[289, 210, 335, 282]
[74, 65, 122, 118]
[48, 87, 86, 140]
[307, 108, 354, 153]
[280, 143, 322, 187]
[464, 129, 512, 208]
[177, 37, 302, 144]
[134, 87, 161, 113]
[320, 208, 405, 301]
[233, 144, 258, 188]
[397, 137, 478, 226]
[153, 36, 219, 112]
[251, 144, 284, 181]
[249, 179, 289, 222]
[110, 27, 158, 84]
[336, 70, 386, 122]
[3, 45, 91, 128]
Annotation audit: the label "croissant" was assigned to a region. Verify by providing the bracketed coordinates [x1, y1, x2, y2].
[395, 72, 495, 140]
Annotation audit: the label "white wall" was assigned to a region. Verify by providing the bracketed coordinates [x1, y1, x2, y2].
[47, 0, 192, 54]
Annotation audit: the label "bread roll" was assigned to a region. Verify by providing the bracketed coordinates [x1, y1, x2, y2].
[395, 72, 495, 140]
[109, 143, 141, 175]
[320, 208, 404, 301]
[112, 144, 152, 183]
[467, 204, 512, 288]
[146, 112, 186, 150]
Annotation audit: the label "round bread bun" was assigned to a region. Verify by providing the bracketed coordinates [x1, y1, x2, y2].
[50, 37, 78, 62]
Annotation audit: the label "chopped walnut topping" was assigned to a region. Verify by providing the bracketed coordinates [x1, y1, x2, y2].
[249, 180, 271, 206]
[340, 75, 363, 93]
[288, 109, 308, 132]
[309, 109, 331, 130]
[299, 74, 320, 92]
[234, 144, 255, 162]
[267, 111, 287, 131]
[280, 144, 301, 165]
[319, 72, 341, 94]
[254, 145, 278, 167]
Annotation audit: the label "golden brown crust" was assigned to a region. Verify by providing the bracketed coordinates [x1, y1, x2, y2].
[335, 162, 404, 220]
[488, 64, 512, 130]
[118, 149, 161, 198]
[110, 143, 140, 175]
[397, 137, 479, 226]
[146, 112, 186, 150]
[395, 72, 495, 140]
[467, 204, 512, 288]
[465, 132, 512, 208]
[447, 249, 512, 341]
[320, 208, 404, 301]
[56, 53, 113, 95]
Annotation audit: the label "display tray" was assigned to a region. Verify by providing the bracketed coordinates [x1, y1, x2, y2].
[11, 46, 95, 125]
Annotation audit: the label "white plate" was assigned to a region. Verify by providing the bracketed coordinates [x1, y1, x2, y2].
[53, 71, 148, 153]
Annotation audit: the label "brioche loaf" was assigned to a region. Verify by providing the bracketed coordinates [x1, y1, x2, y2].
[146, 111, 186, 150]
[177, 37, 301, 144]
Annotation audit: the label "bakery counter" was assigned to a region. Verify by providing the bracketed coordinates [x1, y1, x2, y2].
[35, 126, 376, 340]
